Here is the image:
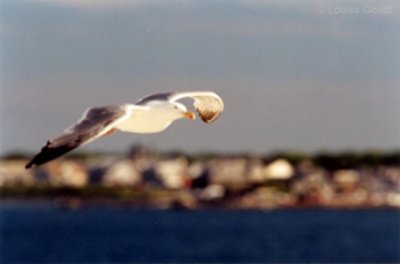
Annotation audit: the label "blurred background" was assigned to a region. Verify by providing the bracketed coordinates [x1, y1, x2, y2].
[1, 0, 399, 263]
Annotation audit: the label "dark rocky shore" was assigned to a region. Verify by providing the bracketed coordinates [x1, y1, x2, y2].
[1, 146, 399, 209]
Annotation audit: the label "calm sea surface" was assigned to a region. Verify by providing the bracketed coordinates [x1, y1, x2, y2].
[0, 202, 399, 263]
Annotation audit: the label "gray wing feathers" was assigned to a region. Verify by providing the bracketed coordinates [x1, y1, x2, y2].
[135, 92, 174, 105]
[26, 106, 127, 168]
[65, 106, 126, 137]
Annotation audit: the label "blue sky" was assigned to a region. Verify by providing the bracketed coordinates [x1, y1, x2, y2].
[1, 0, 399, 154]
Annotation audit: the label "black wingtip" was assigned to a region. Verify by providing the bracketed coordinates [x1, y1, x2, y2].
[25, 161, 35, 169]
[25, 155, 41, 169]
[25, 143, 78, 170]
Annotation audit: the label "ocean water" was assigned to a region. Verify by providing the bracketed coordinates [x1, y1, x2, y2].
[0, 202, 399, 263]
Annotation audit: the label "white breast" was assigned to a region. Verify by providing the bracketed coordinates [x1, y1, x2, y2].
[116, 107, 174, 134]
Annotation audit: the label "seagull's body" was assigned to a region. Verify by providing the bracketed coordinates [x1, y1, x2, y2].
[26, 91, 224, 169]
[116, 104, 177, 133]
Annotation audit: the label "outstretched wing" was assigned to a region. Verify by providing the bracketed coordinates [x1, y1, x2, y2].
[26, 105, 130, 169]
[135, 92, 173, 105]
[136, 91, 224, 123]
[169, 91, 224, 123]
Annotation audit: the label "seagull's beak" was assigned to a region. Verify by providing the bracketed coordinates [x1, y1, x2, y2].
[183, 111, 196, 120]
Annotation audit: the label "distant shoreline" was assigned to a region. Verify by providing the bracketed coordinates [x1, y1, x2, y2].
[1, 148, 400, 210]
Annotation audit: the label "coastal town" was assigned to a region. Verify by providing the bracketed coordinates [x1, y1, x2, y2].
[1, 146, 400, 210]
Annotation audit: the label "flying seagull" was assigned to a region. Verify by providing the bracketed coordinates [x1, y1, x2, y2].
[25, 91, 224, 169]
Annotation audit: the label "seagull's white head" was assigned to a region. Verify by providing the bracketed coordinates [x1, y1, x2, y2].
[170, 102, 196, 121]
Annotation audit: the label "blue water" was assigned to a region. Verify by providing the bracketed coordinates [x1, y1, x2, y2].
[1, 202, 399, 263]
